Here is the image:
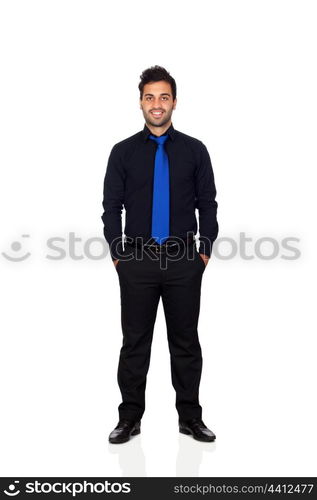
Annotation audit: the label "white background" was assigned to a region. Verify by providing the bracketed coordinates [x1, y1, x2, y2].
[0, 0, 316, 477]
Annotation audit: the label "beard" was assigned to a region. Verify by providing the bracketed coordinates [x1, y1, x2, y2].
[144, 109, 173, 128]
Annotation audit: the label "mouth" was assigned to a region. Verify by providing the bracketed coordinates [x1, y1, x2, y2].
[150, 111, 164, 118]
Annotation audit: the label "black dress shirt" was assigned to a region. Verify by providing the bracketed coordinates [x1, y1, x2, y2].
[101, 123, 219, 260]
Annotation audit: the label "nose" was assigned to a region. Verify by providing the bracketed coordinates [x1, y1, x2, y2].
[152, 98, 163, 108]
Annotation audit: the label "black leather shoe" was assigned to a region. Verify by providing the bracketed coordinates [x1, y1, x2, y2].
[179, 418, 216, 442]
[108, 419, 141, 444]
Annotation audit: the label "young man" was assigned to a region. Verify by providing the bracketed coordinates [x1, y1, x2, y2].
[101, 65, 219, 443]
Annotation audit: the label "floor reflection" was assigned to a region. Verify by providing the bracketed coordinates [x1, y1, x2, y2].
[176, 434, 216, 476]
[108, 434, 146, 476]
[108, 431, 216, 477]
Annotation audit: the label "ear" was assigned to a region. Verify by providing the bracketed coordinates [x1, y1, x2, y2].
[173, 97, 177, 110]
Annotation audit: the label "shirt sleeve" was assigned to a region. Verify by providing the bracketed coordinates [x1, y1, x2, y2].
[194, 142, 219, 257]
[101, 144, 125, 261]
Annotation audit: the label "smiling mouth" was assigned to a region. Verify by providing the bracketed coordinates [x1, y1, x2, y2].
[150, 111, 164, 118]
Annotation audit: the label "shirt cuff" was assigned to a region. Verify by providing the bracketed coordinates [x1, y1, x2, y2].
[109, 240, 124, 261]
[198, 237, 214, 258]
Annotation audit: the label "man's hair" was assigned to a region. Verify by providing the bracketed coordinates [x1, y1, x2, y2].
[138, 65, 177, 101]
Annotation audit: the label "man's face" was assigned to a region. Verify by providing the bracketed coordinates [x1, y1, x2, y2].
[140, 80, 177, 128]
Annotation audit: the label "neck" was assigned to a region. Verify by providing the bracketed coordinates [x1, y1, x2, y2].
[146, 119, 172, 137]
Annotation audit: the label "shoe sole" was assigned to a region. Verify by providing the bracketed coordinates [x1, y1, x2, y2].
[109, 427, 140, 444]
[179, 427, 216, 442]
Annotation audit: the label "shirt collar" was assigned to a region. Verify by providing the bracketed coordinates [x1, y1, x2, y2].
[142, 122, 176, 143]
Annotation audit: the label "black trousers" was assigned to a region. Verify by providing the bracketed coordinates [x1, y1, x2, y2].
[115, 240, 206, 422]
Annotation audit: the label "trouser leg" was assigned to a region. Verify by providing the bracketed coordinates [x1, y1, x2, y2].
[116, 249, 161, 421]
[161, 248, 205, 421]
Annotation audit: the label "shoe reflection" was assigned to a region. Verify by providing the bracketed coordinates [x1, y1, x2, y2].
[107, 426, 216, 477]
[108, 434, 146, 477]
[176, 433, 216, 477]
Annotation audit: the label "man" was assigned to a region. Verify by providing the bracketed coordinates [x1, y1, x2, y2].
[101, 65, 219, 444]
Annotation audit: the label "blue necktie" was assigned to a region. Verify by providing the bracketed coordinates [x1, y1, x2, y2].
[149, 134, 170, 245]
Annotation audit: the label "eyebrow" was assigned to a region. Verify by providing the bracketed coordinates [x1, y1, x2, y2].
[144, 93, 171, 97]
